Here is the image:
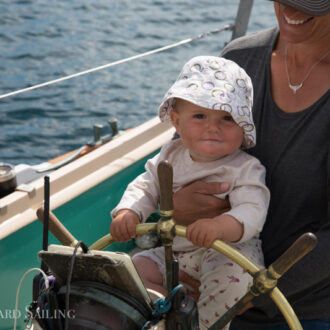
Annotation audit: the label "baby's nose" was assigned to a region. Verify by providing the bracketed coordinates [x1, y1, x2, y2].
[207, 120, 221, 131]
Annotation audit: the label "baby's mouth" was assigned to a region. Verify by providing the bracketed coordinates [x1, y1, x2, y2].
[284, 14, 314, 25]
[202, 137, 222, 142]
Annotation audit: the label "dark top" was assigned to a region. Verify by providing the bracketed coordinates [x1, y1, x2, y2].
[221, 27, 330, 328]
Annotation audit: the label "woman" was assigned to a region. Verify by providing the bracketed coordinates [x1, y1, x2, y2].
[174, 0, 330, 328]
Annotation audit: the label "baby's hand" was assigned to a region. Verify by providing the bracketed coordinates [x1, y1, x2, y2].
[186, 215, 243, 247]
[186, 218, 223, 248]
[110, 209, 140, 242]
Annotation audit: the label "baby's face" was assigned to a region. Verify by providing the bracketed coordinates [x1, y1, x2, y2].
[170, 99, 243, 162]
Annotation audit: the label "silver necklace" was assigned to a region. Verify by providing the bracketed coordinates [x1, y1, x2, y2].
[284, 44, 330, 94]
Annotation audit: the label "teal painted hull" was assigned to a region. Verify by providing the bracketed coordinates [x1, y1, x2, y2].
[0, 151, 157, 330]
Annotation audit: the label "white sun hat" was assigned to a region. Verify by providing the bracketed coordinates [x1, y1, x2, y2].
[158, 55, 256, 148]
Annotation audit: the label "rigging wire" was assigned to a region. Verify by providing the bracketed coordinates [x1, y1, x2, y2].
[0, 25, 233, 101]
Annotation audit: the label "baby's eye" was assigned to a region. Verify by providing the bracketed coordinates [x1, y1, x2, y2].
[193, 113, 206, 119]
[223, 115, 234, 121]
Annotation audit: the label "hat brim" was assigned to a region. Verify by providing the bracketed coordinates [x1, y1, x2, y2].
[271, 0, 330, 16]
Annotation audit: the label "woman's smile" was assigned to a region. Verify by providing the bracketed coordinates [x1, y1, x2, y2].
[280, 5, 314, 28]
[283, 14, 313, 25]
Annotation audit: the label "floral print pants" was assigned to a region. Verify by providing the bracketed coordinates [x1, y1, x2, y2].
[134, 238, 264, 329]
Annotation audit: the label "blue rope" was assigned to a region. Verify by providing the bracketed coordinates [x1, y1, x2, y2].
[142, 284, 183, 329]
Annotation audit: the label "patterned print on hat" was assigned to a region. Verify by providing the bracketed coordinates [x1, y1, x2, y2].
[158, 56, 256, 148]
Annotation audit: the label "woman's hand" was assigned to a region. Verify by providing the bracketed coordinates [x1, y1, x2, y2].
[110, 209, 140, 241]
[173, 181, 231, 226]
[179, 270, 201, 301]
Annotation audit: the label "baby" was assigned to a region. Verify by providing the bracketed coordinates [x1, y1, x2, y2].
[111, 56, 270, 329]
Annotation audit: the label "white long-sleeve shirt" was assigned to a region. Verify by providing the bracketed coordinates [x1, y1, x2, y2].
[112, 139, 270, 251]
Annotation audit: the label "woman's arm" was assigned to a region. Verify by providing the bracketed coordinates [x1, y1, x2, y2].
[173, 181, 231, 226]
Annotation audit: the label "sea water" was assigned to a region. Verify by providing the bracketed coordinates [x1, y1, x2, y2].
[0, 0, 276, 165]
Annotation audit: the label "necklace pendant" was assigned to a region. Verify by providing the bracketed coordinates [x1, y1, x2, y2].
[289, 82, 303, 94]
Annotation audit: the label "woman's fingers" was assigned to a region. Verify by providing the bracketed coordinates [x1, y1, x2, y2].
[192, 181, 230, 195]
[173, 181, 231, 225]
[179, 270, 201, 301]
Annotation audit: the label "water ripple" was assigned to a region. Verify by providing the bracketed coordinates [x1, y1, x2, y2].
[0, 0, 276, 165]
